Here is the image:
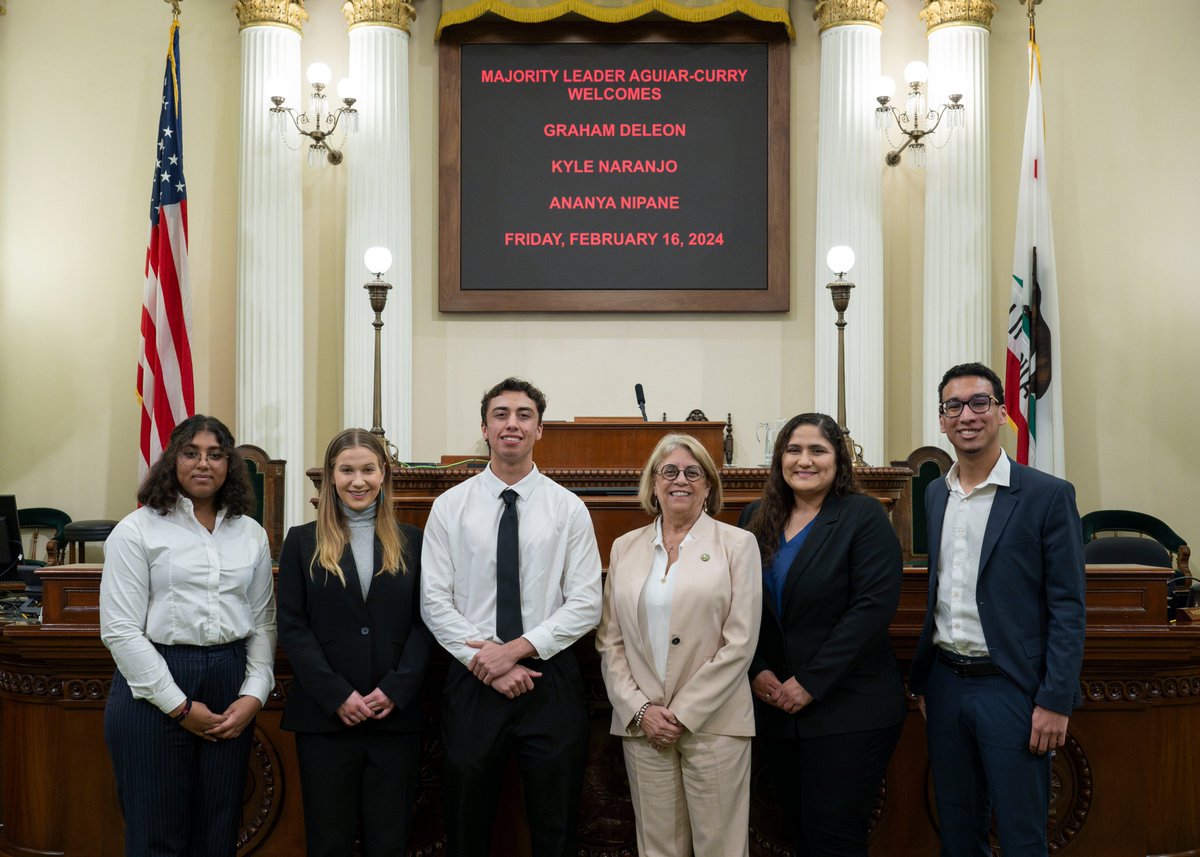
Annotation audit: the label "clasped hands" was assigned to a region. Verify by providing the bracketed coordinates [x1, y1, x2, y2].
[752, 670, 813, 714]
[467, 638, 542, 699]
[335, 688, 395, 727]
[172, 695, 262, 742]
[640, 704, 682, 751]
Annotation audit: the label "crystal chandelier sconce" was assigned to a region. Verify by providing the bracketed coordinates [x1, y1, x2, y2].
[874, 62, 964, 168]
[268, 63, 359, 167]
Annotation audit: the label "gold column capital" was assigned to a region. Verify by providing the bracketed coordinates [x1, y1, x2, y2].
[342, 0, 416, 32]
[813, 0, 889, 32]
[233, 0, 309, 33]
[919, 0, 996, 33]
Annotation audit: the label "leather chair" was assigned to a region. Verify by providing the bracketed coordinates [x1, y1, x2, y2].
[60, 519, 118, 564]
[16, 507, 71, 566]
[891, 445, 953, 564]
[1082, 510, 1195, 619]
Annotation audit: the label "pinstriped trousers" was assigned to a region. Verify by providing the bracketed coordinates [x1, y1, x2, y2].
[104, 640, 254, 857]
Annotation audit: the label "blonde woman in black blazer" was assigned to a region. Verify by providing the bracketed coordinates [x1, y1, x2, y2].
[740, 413, 905, 857]
[278, 429, 429, 857]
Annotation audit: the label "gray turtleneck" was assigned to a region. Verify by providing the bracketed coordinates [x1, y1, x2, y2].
[341, 502, 377, 598]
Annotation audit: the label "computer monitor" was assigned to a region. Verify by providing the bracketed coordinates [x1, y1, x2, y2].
[0, 496, 22, 580]
[0, 495, 20, 551]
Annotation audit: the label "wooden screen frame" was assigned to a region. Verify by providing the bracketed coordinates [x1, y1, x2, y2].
[439, 22, 790, 312]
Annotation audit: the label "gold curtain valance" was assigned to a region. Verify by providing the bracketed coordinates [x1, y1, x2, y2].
[436, 0, 794, 40]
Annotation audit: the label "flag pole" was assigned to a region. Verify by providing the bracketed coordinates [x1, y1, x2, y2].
[163, 0, 181, 19]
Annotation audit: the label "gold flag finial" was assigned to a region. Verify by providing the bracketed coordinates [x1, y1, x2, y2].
[1020, 0, 1041, 42]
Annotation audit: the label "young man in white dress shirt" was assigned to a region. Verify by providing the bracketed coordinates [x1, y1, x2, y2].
[421, 377, 603, 857]
[909, 363, 1086, 857]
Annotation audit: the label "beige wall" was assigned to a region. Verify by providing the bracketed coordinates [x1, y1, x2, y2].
[1, 1, 1197, 545]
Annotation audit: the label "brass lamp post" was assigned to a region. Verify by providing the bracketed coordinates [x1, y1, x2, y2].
[825, 245, 867, 467]
[363, 246, 399, 462]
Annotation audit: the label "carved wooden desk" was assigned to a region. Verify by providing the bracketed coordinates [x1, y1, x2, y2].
[1, 562, 1196, 854]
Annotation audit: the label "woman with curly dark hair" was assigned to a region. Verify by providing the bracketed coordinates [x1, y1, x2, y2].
[100, 414, 276, 856]
[740, 413, 905, 857]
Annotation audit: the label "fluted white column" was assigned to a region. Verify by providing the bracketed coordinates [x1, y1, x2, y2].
[342, 6, 414, 459]
[236, 20, 305, 528]
[813, 12, 885, 465]
[922, 9, 992, 448]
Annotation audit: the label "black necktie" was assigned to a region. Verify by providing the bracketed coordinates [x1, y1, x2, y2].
[496, 489, 523, 642]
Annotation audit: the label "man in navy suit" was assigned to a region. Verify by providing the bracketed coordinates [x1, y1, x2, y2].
[909, 362, 1086, 857]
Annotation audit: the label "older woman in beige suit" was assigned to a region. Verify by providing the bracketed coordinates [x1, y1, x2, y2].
[596, 433, 762, 857]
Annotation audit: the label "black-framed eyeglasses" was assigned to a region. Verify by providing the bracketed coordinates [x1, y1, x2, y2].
[939, 394, 999, 417]
[657, 464, 705, 482]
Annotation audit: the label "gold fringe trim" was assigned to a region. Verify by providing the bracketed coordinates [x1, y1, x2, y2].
[436, 0, 794, 39]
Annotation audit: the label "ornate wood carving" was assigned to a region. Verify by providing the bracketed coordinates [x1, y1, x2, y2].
[238, 730, 282, 850]
[1085, 675, 1200, 704]
[1048, 733, 1092, 850]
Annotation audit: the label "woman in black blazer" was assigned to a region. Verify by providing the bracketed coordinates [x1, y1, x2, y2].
[278, 429, 430, 857]
[740, 413, 905, 857]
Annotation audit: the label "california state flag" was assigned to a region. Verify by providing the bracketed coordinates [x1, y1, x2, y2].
[1005, 42, 1064, 477]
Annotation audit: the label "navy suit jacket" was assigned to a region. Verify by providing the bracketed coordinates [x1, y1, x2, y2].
[741, 493, 907, 738]
[277, 521, 430, 733]
[909, 457, 1086, 715]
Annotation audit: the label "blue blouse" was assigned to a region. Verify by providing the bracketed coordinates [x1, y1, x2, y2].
[764, 520, 814, 617]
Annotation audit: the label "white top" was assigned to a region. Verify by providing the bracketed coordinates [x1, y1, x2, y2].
[420, 463, 603, 666]
[643, 518, 688, 682]
[933, 453, 1011, 657]
[99, 500, 278, 713]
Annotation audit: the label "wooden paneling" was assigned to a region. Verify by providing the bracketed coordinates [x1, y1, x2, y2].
[4, 453, 1199, 856]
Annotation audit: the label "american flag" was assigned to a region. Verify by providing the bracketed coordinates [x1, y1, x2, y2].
[139, 19, 194, 478]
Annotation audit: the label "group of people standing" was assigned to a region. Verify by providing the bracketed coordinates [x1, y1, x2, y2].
[98, 363, 1085, 857]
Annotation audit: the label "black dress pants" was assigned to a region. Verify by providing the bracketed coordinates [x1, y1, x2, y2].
[104, 640, 254, 857]
[763, 723, 903, 857]
[294, 727, 421, 857]
[440, 653, 589, 857]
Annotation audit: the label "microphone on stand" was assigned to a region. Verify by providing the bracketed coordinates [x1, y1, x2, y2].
[635, 383, 648, 422]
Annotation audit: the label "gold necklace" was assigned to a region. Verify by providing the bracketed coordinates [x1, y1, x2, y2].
[661, 513, 700, 582]
[661, 533, 686, 582]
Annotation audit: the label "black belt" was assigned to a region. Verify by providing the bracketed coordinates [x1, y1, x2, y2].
[937, 648, 1001, 678]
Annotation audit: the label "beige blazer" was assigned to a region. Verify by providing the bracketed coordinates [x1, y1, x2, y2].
[596, 513, 762, 738]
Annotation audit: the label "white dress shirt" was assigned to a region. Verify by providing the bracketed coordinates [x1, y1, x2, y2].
[420, 463, 603, 666]
[644, 518, 688, 682]
[100, 499, 278, 713]
[933, 453, 1011, 657]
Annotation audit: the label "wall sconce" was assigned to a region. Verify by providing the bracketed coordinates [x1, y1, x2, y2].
[825, 246, 867, 466]
[268, 63, 358, 167]
[874, 61, 964, 167]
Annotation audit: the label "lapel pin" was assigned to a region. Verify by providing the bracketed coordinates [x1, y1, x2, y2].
[700, 553, 711, 562]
